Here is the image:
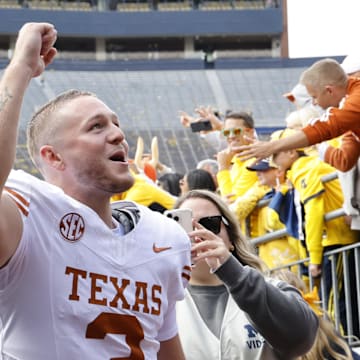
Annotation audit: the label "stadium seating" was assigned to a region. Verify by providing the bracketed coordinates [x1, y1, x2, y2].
[0, 0, 21, 8]
[0, 0, 275, 10]
[7, 66, 303, 176]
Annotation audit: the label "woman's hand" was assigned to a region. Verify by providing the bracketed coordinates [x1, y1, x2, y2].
[189, 221, 231, 271]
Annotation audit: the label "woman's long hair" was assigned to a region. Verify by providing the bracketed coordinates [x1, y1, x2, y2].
[273, 270, 352, 360]
[174, 189, 265, 272]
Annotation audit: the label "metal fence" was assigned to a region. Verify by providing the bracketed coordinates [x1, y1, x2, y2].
[248, 171, 360, 347]
[269, 243, 360, 347]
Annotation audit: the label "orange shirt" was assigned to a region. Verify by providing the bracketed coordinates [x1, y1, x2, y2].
[303, 77, 360, 143]
[324, 131, 360, 172]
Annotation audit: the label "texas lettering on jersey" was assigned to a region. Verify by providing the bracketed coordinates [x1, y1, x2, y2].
[65, 266, 162, 315]
[1, 171, 191, 359]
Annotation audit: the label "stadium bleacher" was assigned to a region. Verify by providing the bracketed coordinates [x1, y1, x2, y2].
[0, 0, 277, 11]
[8, 66, 305, 176]
[1, 1, 360, 355]
[0, 0, 312, 176]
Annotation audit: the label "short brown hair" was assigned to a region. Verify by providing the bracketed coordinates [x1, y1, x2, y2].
[300, 58, 347, 91]
[27, 89, 95, 171]
[225, 111, 255, 129]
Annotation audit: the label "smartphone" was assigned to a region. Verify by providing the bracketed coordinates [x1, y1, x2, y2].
[190, 120, 213, 133]
[164, 208, 193, 233]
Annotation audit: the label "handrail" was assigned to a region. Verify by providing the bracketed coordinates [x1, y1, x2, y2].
[268, 242, 360, 347]
[250, 171, 345, 247]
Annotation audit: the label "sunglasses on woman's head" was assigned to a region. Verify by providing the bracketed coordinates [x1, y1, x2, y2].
[198, 215, 229, 234]
[221, 127, 243, 138]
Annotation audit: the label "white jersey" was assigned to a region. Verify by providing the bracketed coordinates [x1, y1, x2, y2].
[177, 289, 276, 360]
[0, 170, 191, 360]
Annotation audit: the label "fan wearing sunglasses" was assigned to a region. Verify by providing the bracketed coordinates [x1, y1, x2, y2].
[174, 189, 318, 360]
[216, 112, 258, 202]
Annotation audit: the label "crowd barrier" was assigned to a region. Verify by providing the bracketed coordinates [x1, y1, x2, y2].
[269, 243, 360, 347]
[248, 171, 360, 347]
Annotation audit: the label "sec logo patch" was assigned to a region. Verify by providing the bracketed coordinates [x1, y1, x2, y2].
[59, 213, 85, 242]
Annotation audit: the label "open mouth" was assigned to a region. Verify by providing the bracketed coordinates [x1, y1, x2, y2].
[109, 152, 126, 162]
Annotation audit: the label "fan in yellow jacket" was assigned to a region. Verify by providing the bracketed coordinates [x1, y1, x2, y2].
[216, 112, 258, 201]
[230, 159, 299, 269]
[272, 128, 359, 337]
[272, 131, 358, 271]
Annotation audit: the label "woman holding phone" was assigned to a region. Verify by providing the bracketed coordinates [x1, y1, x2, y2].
[174, 189, 318, 360]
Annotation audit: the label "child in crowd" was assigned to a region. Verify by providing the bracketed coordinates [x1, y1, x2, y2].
[271, 128, 359, 338]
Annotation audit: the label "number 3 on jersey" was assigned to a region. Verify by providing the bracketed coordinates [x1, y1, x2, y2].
[86, 312, 145, 359]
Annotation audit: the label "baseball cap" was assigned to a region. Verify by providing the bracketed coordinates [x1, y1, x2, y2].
[341, 54, 360, 75]
[246, 158, 275, 172]
[283, 83, 312, 109]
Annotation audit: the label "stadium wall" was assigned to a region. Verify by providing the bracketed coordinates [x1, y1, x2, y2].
[0, 8, 282, 37]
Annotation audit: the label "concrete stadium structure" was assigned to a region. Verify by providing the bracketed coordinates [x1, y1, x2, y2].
[2, 65, 307, 176]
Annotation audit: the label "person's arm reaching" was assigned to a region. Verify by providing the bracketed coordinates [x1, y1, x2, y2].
[216, 256, 318, 358]
[195, 105, 223, 131]
[236, 131, 309, 161]
[320, 132, 360, 172]
[0, 22, 57, 266]
[229, 183, 268, 220]
[191, 232, 318, 358]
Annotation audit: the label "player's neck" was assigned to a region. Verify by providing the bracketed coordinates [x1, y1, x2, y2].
[65, 189, 114, 228]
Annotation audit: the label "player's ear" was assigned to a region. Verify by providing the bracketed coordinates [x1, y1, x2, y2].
[325, 84, 334, 94]
[40, 145, 65, 170]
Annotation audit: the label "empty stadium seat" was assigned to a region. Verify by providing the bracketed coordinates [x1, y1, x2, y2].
[7, 66, 304, 176]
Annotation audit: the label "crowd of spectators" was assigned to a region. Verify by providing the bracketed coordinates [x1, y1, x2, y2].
[1, 22, 360, 359]
[109, 55, 360, 356]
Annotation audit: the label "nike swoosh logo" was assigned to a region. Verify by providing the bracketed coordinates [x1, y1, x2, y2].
[153, 244, 172, 253]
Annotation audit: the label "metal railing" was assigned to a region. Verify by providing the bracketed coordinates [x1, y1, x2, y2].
[248, 170, 360, 346]
[250, 172, 343, 247]
[269, 243, 360, 347]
